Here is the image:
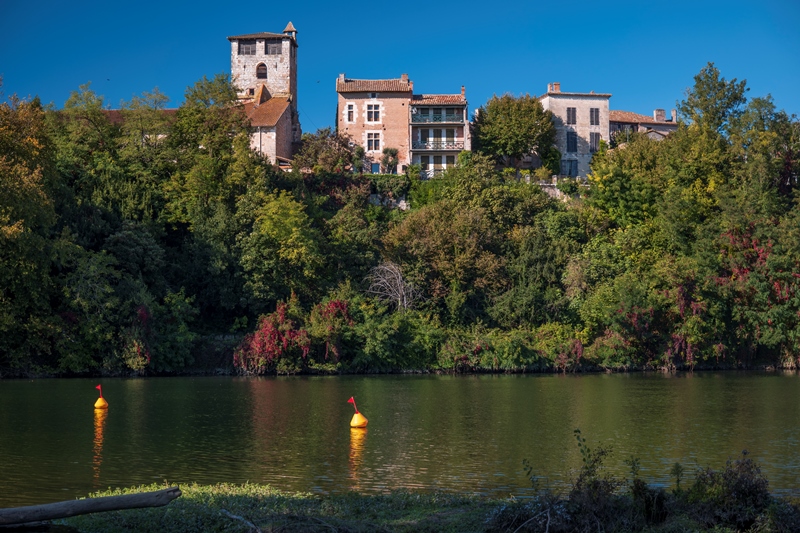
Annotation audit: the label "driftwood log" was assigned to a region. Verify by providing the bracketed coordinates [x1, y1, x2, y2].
[0, 486, 181, 526]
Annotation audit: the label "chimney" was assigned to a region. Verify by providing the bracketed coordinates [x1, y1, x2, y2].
[401, 73, 408, 83]
[654, 109, 666, 122]
[461, 85, 465, 96]
[553, 82, 561, 93]
[338, 73, 345, 81]
[671, 109, 677, 122]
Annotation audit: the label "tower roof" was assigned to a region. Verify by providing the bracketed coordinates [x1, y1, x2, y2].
[283, 21, 297, 33]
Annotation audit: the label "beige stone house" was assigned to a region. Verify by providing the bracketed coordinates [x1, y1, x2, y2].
[336, 73, 469, 175]
[228, 22, 301, 164]
[609, 109, 678, 143]
[539, 83, 610, 178]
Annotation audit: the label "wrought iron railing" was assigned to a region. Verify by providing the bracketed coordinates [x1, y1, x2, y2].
[411, 113, 464, 123]
[419, 168, 447, 179]
[411, 141, 464, 150]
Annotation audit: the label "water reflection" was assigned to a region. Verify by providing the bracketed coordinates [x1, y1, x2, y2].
[92, 408, 107, 487]
[349, 428, 367, 490]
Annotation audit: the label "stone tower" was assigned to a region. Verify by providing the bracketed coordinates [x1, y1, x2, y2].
[227, 22, 300, 143]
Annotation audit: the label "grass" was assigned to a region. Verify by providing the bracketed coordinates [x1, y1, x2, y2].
[59, 483, 499, 532]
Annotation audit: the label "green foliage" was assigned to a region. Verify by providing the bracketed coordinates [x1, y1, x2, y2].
[473, 93, 558, 170]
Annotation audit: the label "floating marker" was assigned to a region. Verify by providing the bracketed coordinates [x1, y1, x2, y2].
[347, 396, 367, 427]
[94, 384, 108, 409]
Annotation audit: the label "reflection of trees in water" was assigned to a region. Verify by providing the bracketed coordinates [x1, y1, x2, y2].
[93, 408, 107, 487]
[349, 428, 367, 490]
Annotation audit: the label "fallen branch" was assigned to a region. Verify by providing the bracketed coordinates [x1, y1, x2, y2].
[0, 486, 181, 526]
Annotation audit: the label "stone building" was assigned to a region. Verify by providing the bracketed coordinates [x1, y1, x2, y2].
[609, 109, 678, 143]
[539, 83, 610, 178]
[227, 22, 301, 163]
[335, 73, 469, 175]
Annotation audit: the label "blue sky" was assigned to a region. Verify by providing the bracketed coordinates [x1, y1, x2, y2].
[2, 0, 798, 131]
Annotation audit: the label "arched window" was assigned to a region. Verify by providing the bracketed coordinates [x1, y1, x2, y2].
[256, 63, 267, 79]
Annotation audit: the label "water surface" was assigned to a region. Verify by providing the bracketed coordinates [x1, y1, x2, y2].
[1, 372, 799, 507]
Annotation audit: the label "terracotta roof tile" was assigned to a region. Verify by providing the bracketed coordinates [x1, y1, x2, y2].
[411, 94, 466, 105]
[244, 97, 290, 127]
[336, 78, 412, 93]
[610, 110, 677, 125]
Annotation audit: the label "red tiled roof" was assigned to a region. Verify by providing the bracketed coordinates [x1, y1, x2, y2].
[244, 97, 290, 127]
[101, 109, 178, 125]
[411, 94, 466, 105]
[336, 78, 412, 93]
[610, 110, 677, 126]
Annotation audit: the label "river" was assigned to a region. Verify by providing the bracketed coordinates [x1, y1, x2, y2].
[1, 372, 799, 508]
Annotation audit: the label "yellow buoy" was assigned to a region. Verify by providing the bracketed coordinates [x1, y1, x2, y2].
[350, 412, 368, 428]
[94, 384, 108, 409]
[347, 396, 368, 427]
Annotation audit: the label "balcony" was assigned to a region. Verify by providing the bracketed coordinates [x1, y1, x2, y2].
[411, 140, 465, 151]
[411, 113, 464, 123]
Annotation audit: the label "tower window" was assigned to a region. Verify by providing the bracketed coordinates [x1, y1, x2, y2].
[266, 41, 282, 55]
[238, 40, 256, 55]
[256, 63, 267, 79]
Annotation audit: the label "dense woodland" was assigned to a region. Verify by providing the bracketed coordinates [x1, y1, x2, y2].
[1, 64, 799, 377]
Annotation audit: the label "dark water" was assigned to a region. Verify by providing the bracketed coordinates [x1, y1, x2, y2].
[1, 372, 799, 508]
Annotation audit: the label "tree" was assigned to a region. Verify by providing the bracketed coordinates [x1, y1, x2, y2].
[381, 147, 399, 174]
[292, 128, 354, 174]
[472, 93, 558, 172]
[677, 62, 748, 136]
[366, 261, 421, 311]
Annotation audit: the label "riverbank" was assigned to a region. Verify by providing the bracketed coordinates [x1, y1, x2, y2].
[57, 469, 800, 533]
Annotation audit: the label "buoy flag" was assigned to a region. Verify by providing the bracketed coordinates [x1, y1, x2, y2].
[348, 396, 359, 413]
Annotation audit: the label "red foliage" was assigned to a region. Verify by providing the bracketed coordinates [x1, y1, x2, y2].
[234, 302, 310, 374]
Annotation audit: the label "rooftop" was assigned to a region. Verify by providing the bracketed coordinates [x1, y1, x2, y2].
[411, 94, 466, 105]
[244, 97, 291, 127]
[336, 77, 412, 93]
[610, 110, 677, 125]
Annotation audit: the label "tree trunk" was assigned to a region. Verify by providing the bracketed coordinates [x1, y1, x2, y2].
[0, 486, 181, 526]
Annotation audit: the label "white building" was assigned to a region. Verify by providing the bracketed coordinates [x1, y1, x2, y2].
[539, 83, 610, 178]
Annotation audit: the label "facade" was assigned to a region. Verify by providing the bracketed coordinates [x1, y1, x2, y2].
[609, 109, 678, 143]
[336, 73, 469, 176]
[539, 82, 610, 178]
[227, 22, 301, 163]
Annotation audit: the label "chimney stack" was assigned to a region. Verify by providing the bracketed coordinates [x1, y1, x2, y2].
[654, 109, 666, 122]
[401, 73, 408, 83]
[671, 109, 677, 122]
[338, 73, 345, 81]
[461, 85, 465, 96]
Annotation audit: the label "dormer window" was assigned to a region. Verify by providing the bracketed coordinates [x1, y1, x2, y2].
[256, 63, 267, 79]
[238, 40, 256, 55]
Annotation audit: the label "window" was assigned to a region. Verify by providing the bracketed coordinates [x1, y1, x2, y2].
[367, 132, 380, 151]
[346, 103, 354, 122]
[567, 132, 578, 153]
[566, 107, 576, 125]
[420, 129, 429, 143]
[266, 41, 282, 55]
[433, 155, 443, 169]
[367, 104, 380, 122]
[590, 132, 601, 153]
[561, 160, 578, 176]
[369, 92, 378, 99]
[446, 155, 455, 167]
[238, 40, 256, 55]
[420, 155, 430, 170]
[445, 129, 455, 145]
[590, 108, 600, 126]
[248, 88, 255, 96]
[371, 163, 380, 173]
[256, 63, 267, 79]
